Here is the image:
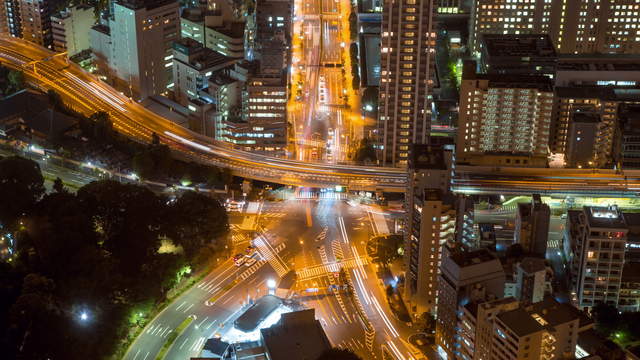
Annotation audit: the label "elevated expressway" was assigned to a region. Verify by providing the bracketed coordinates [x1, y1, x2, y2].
[0, 36, 407, 192]
[4, 37, 640, 197]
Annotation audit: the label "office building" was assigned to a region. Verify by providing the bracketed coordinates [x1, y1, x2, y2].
[0, 0, 21, 37]
[514, 194, 550, 257]
[555, 55, 640, 88]
[260, 309, 332, 360]
[566, 206, 627, 310]
[51, 5, 94, 56]
[231, 76, 287, 155]
[378, 0, 436, 167]
[436, 245, 506, 358]
[90, 0, 180, 100]
[552, 87, 640, 168]
[470, 0, 640, 55]
[254, 0, 292, 44]
[180, 5, 244, 58]
[456, 61, 554, 167]
[171, 38, 237, 105]
[18, 0, 53, 48]
[479, 34, 557, 78]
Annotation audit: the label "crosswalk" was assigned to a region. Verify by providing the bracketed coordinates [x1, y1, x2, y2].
[231, 232, 251, 245]
[255, 236, 289, 277]
[260, 212, 286, 219]
[296, 257, 369, 281]
[295, 191, 348, 200]
[238, 259, 268, 281]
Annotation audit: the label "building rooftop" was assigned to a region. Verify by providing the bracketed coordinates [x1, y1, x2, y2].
[234, 295, 281, 332]
[572, 112, 601, 124]
[519, 257, 546, 274]
[173, 38, 237, 70]
[498, 297, 581, 337]
[497, 307, 544, 337]
[557, 54, 640, 72]
[584, 206, 627, 230]
[555, 86, 640, 101]
[215, 21, 245, 39]
[117, 0, 177, 11]
[409, 143, 448, 170]
[450, 248, 497, 268]
[91, 24, 110, 36]
[260, 309, 331, 360]
[181, 7, 220, 22]
[481, 34, 556, 59]
[463, 61, 553, 91]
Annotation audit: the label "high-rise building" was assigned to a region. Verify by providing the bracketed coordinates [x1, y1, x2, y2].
[514, 194, 550, 257]
[18, 0, 53, 48]
[436, 245, 506, 358]
[0, 0, 21, 38]
[470, 0, 640, 56]
[378, 0, 436, 167]
[617, 103, 640, 169]
[566, 206, 627, 310]
[456, 61, 554, 167]
[90, 0, 180, 100]
[51, 5, 95, 56]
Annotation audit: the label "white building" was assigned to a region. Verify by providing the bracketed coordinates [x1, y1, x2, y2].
[566, 206, 627, 310]
[90, 0, 180, 100]
[171, 37, 237, 105]
[51, 5, 94, 56]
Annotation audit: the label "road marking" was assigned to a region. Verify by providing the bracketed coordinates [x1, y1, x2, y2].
[183, 303, 194, 313]
[146, 324, 156, 334]
[197, 316, 209, 328]
[306, 204, 313, 227]
[151, 326, 162, 336]
[159, 327, 171, 338]
[206, 320, 217, 330]
[142, 351, 149, 360]
[176, 301, 187, 311]
[133, 349, 141, 360]
[179, 337, 189, 349]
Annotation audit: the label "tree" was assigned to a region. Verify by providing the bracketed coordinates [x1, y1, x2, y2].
[317, 348, 362, 360]
[592, 302, 621, 336]
[506, 243, 524, 259]
[52, 177, 65, 194]
[77, 180, 164, 274]
[132, 151, 155, 179]
[165, 191, 229, 259]
[89, 111, 113, 141]
[0, 156, 45, 229]
[7, 70, 24, 93]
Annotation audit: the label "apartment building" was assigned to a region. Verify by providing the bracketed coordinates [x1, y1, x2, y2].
[566, 206, 628, 310]
[479, 34, 557, 78]
[51, 5, 94, 56]
[90, 0, 180, 100]
[617, 103, 640, 169]
[552, 87, 640, 168]
[470, 0, 640, 55]
[0, 0, 21, 37]
[378, 0, 437, 167]
[436, 245, 506, 358]
[18, 0, 53, 48]
[456, 61, 554, 167]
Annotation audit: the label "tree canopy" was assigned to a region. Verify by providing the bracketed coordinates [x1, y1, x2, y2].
[0, 156, 45, 230]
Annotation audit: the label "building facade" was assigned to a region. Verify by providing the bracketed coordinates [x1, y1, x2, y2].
[0, 0, 21, 37]
[91, 0, 180, 100]
[18, 0, 52, 48]
[378, 0, 436, 167]
[470, 0, 640, 55]
[566, 206, 627, 310]
[51, 5, 94, 56]
[514, 194, 550, 257]
[456, 62, 554, 166]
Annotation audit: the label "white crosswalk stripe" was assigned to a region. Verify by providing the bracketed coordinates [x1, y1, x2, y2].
[255, 239, 289, 277]
[296, 257, 368, 281]
[294, 191, 348, 200]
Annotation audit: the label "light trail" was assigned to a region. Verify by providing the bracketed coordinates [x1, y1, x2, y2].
[371, 294, 400, 337]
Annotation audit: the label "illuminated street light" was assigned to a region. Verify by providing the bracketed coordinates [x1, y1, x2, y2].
[80, 312, 88, 321]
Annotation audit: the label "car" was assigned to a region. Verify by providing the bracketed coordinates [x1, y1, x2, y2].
[234, 254, 247, 266]
[245, 245, 257, 256]
[244, 257, 257, 267]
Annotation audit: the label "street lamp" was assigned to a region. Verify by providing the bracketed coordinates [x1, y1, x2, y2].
[80, 311, 88, 321]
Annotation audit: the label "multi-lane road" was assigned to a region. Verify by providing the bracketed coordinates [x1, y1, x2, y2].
[0, 36, 406, 191]
[123, 193, 423, 360]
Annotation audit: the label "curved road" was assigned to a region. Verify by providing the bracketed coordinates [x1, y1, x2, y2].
[0, 36, 407, 192]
